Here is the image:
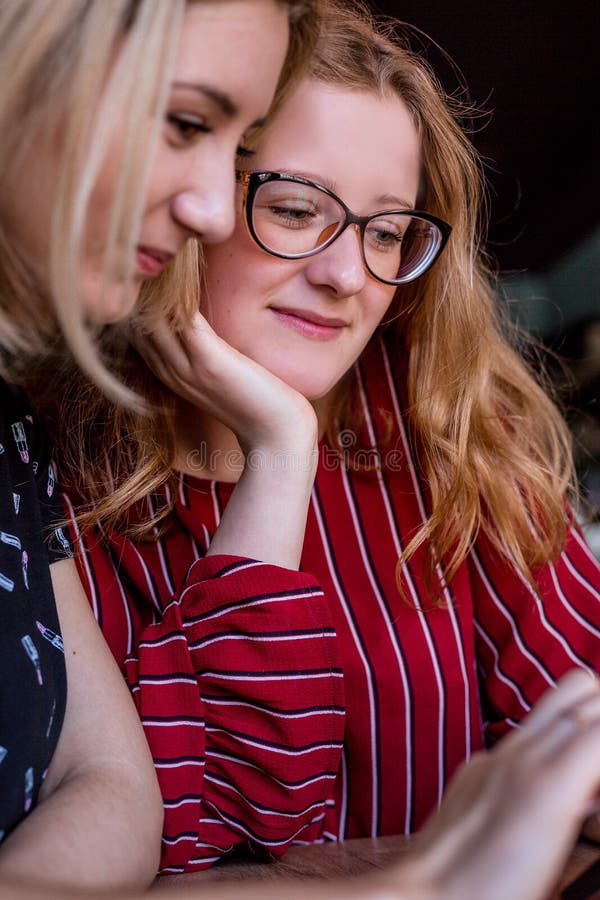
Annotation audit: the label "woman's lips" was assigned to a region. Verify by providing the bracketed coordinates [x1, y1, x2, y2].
[136, 247, 174, 278]
[269, 306, 347, 341]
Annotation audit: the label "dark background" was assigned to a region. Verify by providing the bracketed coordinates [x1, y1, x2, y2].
[369, 1, 600, 536]
[368, 0, 598, 276]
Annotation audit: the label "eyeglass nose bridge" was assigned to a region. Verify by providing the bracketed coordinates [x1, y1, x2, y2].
[315, 211, 373, 277]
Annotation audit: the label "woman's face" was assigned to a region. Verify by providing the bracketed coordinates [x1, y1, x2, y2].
[202, 78, 422, 403]
[1, 0, 289, 324]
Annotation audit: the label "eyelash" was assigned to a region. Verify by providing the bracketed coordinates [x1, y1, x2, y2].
[167, 114, 209, 142]
[167, 114, 254, 159]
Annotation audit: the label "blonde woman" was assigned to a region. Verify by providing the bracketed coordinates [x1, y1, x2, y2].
[0, 0, 318, 893]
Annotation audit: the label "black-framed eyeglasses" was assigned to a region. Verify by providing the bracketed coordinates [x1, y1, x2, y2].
[236, 170, 451, 286]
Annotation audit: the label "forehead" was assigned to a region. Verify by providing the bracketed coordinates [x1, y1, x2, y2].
[173, 1, 289, 114]
[252, 79, 422, 208]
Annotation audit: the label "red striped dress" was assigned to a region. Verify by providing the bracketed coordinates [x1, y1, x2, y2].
[66, 335, 600, 874]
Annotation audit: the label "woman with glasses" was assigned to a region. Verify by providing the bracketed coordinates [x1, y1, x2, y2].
[47, 0, 600, 879]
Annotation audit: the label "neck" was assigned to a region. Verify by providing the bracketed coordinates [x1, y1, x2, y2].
[174, 401, 243, 482]
[173, 393, 336, 483]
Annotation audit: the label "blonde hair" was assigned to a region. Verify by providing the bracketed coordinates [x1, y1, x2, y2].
[0, 0, 319, 400]
[9, 0, 321, 526]
[0, 0, 189, 403]
[39, 1, 576, 599]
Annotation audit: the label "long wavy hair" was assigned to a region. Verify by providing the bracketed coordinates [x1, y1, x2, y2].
[38, 0, 575, 598]
[307, 1, 576, 596]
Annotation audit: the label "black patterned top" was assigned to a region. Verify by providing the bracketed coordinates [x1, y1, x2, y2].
[0, 379, 70, 842]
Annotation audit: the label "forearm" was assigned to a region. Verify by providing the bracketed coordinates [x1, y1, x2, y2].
[0, 872, 424, 900]
[129, 562, 344, 871]
[0, 760, 160, 892]
[206, 439, 318, 569]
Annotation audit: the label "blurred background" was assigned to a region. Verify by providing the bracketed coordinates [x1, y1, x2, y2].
[369, 0, 600, 555]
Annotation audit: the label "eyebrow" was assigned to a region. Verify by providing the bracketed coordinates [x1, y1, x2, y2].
[276, 170, 415, 210]
[171, 82, 268, 132]
[375, 193, 414, 210]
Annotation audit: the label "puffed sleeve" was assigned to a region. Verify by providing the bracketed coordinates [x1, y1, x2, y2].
[470, 521, 600, 744]
[75, 538, 345, 873]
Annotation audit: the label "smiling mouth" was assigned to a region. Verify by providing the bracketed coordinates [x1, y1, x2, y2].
[269, 306, 348, 341]
[136, 246, 175, 278]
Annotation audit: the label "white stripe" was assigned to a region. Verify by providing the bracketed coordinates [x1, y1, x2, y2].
[561, 545, 600, 604]
[137, 676, 197, 686]
[205, 727, 341, 756]
[471, 549, 556, 688]
[338, 748, 347, 841]
[153, 487, 175, 596]
[381, 341, 473, 769]
[202, 808, 326, 848]
[505, 555, 594, 675]
[127, 540, 163, 614]
[184, 857, 221, 866]
[206, 749, 337, 789]
[154, 760, 205, 769]
[202, 670, 342, 682]
[179, 589, 324, 624]
[571, 526, 600, 580]
[548, 560, 600, 640]
[164, 797, 202, 808]
[191, 631, 328, 649]
[474, 621, 531, 713]
[144, 719, 205, 728]
[178, 470, 187, 507]
[203, 773, 326, 818]
[138, 633, 188, 649]
[202, 696, 344, 720]
[163, 834, 199, 845]
[311, 488, 378, 836]
[192, 532, 202, 560]
[210, 481, 221, 527]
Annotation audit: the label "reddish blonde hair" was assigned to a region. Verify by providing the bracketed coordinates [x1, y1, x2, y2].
[39, 1, 575, 600]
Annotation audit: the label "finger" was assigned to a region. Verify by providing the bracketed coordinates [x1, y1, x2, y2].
[523, 690, 600, 760]
[501, 670, 600, 750]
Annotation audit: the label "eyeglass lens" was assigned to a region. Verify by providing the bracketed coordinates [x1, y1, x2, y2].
[250, 179, 443, 283]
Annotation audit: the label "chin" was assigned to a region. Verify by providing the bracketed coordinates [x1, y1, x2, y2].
[276, 371, 337, 402]
[84, 281, 140, 326]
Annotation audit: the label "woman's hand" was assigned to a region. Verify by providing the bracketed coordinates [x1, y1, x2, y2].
[134, 312, 319, 569]
[387, 669, 600, 900]
[134, 311, 318, 455]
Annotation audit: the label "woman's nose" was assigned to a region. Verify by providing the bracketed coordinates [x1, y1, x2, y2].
[304, 225, 367, 297]
[170, 158, 236, 245]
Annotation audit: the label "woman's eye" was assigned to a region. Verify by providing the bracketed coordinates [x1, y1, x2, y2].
[270, 205, 316, 226]
[368, 224, 403, 248]
[236, 146, 255, 159]
[166, 114, 210, 144]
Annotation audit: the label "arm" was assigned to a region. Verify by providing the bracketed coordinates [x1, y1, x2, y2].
[0, 558, 163, 892]
[116, 552, 345, 872]
[2, 672, 600, 900]
[471, 521, 600, 743]
[135, 312, 319, 569]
